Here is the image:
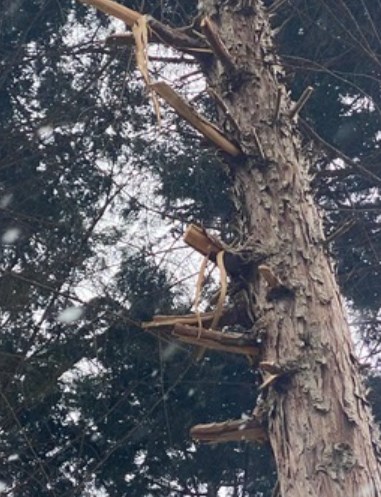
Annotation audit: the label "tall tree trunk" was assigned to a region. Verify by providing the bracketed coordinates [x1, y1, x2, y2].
[201, 1, 381, 495]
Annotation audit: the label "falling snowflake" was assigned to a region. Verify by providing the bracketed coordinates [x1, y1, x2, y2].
[0, 193, 13, 208]
[57, 306, 84, 324]
[2, 227, 21, 244]
[7, 454, 19, 462]
[36, 124, 54, 142]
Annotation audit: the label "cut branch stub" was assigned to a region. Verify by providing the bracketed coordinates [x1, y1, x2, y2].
[184, 225, 257, 279]
[190, 418, 268, 444]
[289, 86, 313, 120]
[184, 224, 225, 261]
[151, 82, 242, 156]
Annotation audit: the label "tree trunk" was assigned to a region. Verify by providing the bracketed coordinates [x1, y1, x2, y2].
[200, 1, 381, 495]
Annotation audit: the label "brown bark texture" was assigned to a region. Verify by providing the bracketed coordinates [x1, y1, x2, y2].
[201, 1, 381, 496]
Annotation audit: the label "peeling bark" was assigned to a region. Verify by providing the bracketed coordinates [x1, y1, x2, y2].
[200, 1, 381, 495]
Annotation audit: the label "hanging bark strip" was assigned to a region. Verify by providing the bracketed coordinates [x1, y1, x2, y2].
[151, 82, 241, 156]
[192, 253, 210, 332]
[210, 251, 228, 330]
[132, 15, 161, 123]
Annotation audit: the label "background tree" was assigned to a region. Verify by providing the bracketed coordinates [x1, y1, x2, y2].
[1, 0, 381, 496]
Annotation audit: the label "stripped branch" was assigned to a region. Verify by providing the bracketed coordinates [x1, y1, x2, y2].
[272, 86, 282, 125]
[142, 311, 217, 329]
[289, 86, 313, 120]
[267, 0, 288, 14]
[190, 418, 267, 443]
[201, 16, 236, 71]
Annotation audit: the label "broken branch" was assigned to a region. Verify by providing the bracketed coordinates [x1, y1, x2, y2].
[190, 418, 267, 443]
[79, 0, 140, 26]
[142, 311, 217, 329]
[79, 0, 211, 55]
[151, 82, 242, 156]
[184, 224, 224, 260]
[172, 324, 260, 358]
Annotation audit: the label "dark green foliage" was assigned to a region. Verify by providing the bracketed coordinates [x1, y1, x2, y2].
[1, 0, 381, 496]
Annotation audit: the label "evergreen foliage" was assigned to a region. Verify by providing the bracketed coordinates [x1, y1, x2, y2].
[1, 0, 381, 495]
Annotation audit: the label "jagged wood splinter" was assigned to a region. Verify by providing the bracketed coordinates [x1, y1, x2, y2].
[172, 323, 260, 358]
[151, 83, 241, 156]
[79, 0, 211, 54]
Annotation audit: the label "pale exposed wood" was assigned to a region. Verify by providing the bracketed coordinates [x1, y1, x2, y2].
[190, 418, 267, 443]
[258, 265, 282, 289]
[210, 250, 228, 330]
[79, 0, 211, 55]
[173, 324, 254, 346]
[259, 361, 284, 375]
[183, 224, 224, 259]
[142, 311, 216, 329]
[259, 373, 279, 390]
[132, 15, 161, 123]
[79, 0, 140, 26]
[151, 82, 241, 156]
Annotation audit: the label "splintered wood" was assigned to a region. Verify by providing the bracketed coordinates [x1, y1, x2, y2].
[79, 0, 268, 450]
[173, 324, 260, 358]
[142, 321, 260, 359]
[142, 311, 216, 329]
[79, 0, 140, 26]
[183, 224, 224, 260]
[151, 83, 241, 156]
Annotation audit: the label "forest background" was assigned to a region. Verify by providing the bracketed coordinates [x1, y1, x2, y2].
[1, 0, 381, 496]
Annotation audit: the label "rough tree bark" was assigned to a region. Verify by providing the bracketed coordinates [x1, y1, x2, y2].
[199, 1, 381, 496]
